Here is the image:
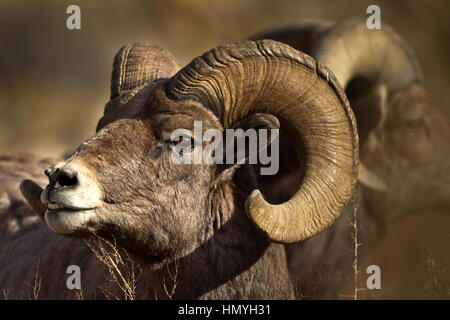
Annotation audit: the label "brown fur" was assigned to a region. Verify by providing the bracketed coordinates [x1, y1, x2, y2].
[0, 82, 294, 299]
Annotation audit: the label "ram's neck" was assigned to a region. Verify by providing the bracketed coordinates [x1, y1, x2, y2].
[138, 169, 294, 299]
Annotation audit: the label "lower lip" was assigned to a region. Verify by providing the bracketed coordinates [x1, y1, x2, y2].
[46, 207, 95, 212]
[44, 209, 96, 235]
[45, 208, 96, 220]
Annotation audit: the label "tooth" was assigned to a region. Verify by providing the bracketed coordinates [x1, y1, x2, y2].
[48, 203, 63, 210]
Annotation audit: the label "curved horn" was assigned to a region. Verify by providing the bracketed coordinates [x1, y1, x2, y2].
[166, 40, 359, 243]
[97, 44, 180, 130]
[110, 43, 180, 99]
[312, 19, 424, 90]
[311, 20, 424, 191]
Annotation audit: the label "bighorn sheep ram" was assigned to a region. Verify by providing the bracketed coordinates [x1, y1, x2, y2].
[252, 19, 450, 298]
[1, 40, 359, 299]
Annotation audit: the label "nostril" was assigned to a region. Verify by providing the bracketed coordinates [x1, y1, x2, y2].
[56, 170, 78, 188]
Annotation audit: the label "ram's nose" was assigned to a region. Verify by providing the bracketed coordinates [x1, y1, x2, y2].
[41, 161, 102, 210]
[46, 167, 78, 189]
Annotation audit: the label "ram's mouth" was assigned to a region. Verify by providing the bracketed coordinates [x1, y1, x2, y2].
[46, 202, 96, 212]
[45, 203, 97, 236]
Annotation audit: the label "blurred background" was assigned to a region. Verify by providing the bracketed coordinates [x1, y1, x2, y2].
[0, 0, 449, 299]
[0, 0, 449, 157]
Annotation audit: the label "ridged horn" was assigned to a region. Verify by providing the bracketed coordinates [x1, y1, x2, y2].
[311, 20, 424, 191]
[110, 43, 180, 99]
[312, 19, 424, 90]
[166, 40, 359, 243]
[97, 43, 180, 130]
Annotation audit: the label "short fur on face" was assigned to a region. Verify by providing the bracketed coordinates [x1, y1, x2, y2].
[61, 82, 259, 268]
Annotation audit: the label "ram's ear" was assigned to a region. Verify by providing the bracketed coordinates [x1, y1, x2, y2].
[212, 114, 280, 185]
[20, 179, 46, 222]
[230, 113, 280, 161]
[230, 113, 280, 134]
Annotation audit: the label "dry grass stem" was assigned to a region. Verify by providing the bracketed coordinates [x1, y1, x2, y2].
[25, 260, 42, 300]
[162, 262, 179, 299]
[84, 236, 142, 300]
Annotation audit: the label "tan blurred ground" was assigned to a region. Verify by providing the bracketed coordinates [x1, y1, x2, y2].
[0, 0, 449, 157]
[341, 211, 450, 299]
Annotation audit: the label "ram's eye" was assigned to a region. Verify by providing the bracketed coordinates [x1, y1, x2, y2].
[170, 135, 196, 153]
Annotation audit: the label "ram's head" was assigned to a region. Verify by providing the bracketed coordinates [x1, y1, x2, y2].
[20, 41, 359, 266]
